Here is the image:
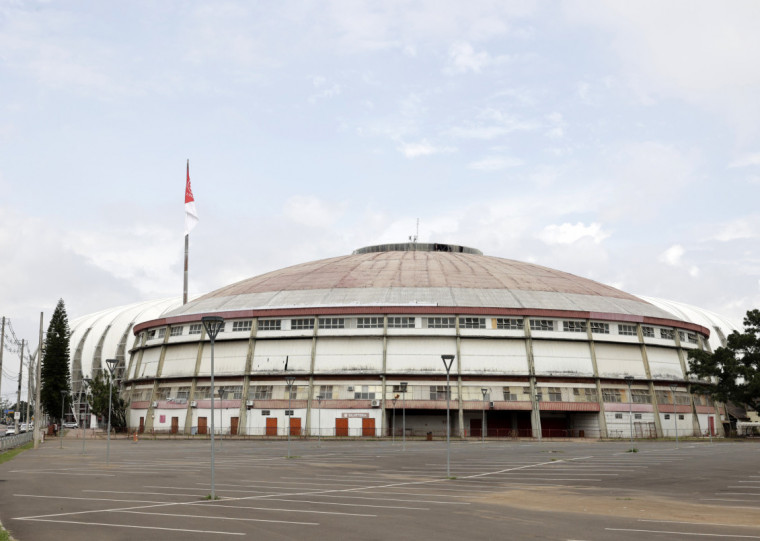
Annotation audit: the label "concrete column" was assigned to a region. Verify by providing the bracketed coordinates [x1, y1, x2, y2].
[237, 321, 258, 436]
[380, 315, 388, 437]
[638, 324, 663, 437]
[144, 328, 172, 432]
[586, 321, 608, 438]
[523, 317, 541, 439]
[455, 317, 464, 438]
[304, 317, 318, 435]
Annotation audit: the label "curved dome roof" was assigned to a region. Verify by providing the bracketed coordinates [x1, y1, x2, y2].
[165, 243, 678, 322]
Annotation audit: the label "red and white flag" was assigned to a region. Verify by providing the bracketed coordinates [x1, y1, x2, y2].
[184, 160, 199, 235]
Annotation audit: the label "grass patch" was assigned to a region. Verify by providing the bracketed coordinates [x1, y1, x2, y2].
[0, 441, 33, 465]
[616, 497, 633, 501]
[204, 494, 221, 500]
[626, 448, 639, 453]
[0, 524, 13, 541]
[447, 476, 457, 480]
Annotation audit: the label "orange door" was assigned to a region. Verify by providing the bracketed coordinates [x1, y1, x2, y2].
[336, 417, 348, 437]
[362, 418, 375, 437]
[230, 417, 239, 436]
[266, 418, 278, 436]
[198, 416, 207, 435]
[290, 417, 301, 436]
[171, 417, 179, 434]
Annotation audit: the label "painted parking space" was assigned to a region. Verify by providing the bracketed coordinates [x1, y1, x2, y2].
[1, 439, 760, 540]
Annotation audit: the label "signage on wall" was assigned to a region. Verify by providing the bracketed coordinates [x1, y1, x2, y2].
[342, 412, 369, 418]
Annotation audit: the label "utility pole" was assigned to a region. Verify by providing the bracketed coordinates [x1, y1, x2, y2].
[0, 317, 5, 407]
[16, 339, 24, 435]
[26, 347, 33, 429]
[34, 312, 43, 449]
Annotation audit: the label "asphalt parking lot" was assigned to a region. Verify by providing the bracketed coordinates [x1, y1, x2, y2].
[0, 436, 758, 540]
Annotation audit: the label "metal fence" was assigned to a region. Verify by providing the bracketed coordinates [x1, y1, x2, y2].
[1, 430, 34, 451]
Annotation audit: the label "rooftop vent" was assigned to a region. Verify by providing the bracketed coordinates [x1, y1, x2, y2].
[353, 243, 482, 255]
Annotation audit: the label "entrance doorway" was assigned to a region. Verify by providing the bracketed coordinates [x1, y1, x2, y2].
[198, 416, 207, 435]
[171, 417, 179, 434]
[362, 418, 375, 437]
[230, 417, 239, 436]
[336, 418, 348, 437]
[266, 418, 277, 436]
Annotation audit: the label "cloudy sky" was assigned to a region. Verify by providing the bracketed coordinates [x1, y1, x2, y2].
[2, 1, 759, 401]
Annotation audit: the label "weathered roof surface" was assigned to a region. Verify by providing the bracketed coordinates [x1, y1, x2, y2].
[166, 250, 676, 319]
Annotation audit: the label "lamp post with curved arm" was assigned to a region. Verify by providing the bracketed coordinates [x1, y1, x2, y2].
[202, 316, 225, 499]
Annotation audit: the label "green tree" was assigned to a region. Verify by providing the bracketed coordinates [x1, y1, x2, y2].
[86, 371, 127, 430]
[40, 299, 71, 424]
[688, 309, 760, 410]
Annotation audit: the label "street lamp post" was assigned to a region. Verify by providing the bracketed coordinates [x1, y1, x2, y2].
[669, 383, 679, 448]
[625, 376, 634, 450]
[202, 316, 225, 500]
[317, 394, 322, 446]
[285, 376, 295, 458]
[105, 358, 118, 466]
[82, 378, 91, 456]
[391, 396, 398, 444]
[59, 390, 68, 449]
[218, 388, 224, 450]
[481, 388, 488, 443]
[441, 355, 455, 479]
[400, 382, 407, 451]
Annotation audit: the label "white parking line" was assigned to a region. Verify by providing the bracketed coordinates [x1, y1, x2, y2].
[606, 528, 760, 538]
[641, 519, 760, 528]
[15, 518, 244, 535]
[261, 498, 430, 510]
[119, 509, 319, 525]
[196, 502, 375, 516]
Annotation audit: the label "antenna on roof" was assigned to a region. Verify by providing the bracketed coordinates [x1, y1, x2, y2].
[408, 218, 419, 249]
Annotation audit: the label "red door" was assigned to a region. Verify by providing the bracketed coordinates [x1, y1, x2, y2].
[290, 417, 301, 436]
[198, 417, 207, 435]
[266, 418, 277, 436]
[230, 417, 239, 436]
[336, 418, 348, 437]
[708, 416, 715, 436]
[139, 417, 145, 434]
[171, 417, 179, 434]
[362, 418, 375, 437]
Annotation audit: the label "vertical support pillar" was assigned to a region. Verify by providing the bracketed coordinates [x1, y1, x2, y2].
[304, 317, 318, 435]
[586, 321, 608, 438]
[523, 317, 541, 439]
[455, 317, 464, 438]
[237, 320, 257, 436]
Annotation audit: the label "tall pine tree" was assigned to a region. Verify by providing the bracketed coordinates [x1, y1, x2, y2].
[40, 299, 72, 423]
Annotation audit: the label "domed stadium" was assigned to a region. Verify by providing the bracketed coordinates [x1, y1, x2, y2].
[70, 243, 740, 439]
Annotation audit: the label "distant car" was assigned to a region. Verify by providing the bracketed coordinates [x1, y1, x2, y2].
[62, 422, 78, 429]
[5, 427, 16, 436]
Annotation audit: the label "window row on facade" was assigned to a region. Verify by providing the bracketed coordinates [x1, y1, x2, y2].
[142, 317, 700, 344]
[133, 383, 711, 407]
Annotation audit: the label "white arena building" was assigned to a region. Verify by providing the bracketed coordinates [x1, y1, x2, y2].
[69, 243, 741, 439]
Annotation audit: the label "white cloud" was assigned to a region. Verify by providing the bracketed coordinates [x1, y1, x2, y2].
[729, 153, 760, 168]
[308, 76, 342, 103]
[444, 41, 508, 74]
[283, 195, 345, 227]
[659, 244, 685, 266]
[538, 222, 611, 245]
[710, 216, 759, 242]
[565, 1, 760, 130]
[397, 140, 455, 158]
[468, 156, 523, 171]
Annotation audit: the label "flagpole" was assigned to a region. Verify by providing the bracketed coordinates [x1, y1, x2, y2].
[183, 159, 190, 305]
[183, 158, 199, 306]
[183, 233, 189, 305]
